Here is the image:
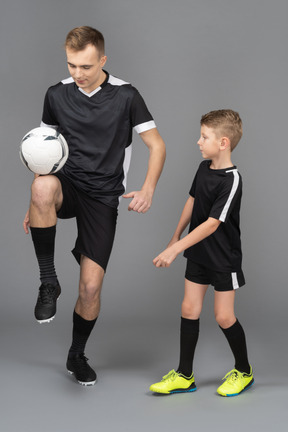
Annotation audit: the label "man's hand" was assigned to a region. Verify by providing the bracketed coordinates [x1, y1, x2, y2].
[123, 190, 153, 213]
[23, 210, 30, 234]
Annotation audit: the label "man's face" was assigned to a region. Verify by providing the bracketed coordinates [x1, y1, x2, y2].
[66, 44, 107, 94]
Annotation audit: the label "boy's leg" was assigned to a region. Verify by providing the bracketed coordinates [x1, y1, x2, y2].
[177, 280, 208, 376]
[214, 291, 250, 373]
[214, 291, 253, 396]
[150, 280, 208, 394]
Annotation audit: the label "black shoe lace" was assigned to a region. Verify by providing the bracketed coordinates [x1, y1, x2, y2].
[76, 354, 90, 370]
[39, 284, 57, 304]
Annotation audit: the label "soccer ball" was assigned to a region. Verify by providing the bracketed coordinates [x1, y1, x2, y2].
[20, 127, 69, 175]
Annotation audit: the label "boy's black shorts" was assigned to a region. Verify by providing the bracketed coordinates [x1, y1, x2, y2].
[185, 260, 245, 292]
[54, 173, 118, 272]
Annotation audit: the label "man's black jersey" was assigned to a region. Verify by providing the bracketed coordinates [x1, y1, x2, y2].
[184, 160, 243, 273]
[41, 72, 156, 207]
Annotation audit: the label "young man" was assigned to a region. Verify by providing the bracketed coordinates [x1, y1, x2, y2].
[150, 110, 254, 397]
[23, 26, 166, 386]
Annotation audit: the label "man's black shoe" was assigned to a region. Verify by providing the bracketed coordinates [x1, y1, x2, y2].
[34, 282, 61, 323]
[66, 353, 97, 386]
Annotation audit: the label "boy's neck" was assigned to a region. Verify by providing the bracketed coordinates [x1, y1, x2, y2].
[209, 154, 234, 170]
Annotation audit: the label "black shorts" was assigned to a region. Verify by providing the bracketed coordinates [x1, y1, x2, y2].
[185, 260, 245, 292]
[54, 173, 118, 271]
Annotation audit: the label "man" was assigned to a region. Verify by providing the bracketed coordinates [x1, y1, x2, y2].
[23, 26, 166, 386]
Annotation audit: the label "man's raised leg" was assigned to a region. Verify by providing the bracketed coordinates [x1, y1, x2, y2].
[29, 175, 63, 323]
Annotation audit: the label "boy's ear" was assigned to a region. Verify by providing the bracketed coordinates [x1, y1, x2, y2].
[220, 137, 231, 150]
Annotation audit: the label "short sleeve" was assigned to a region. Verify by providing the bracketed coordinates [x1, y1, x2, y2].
[130, 90, 156, 134]
[189, 168, 200, 198]
[41, 89, 58, 127]
[209, 169, 242, 222]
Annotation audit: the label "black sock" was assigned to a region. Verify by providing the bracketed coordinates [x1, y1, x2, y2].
[220, 319, 250, 374]
[68, 311, 97, 356]
[177, 317, 199, 377]
[31, 226, 58, 285]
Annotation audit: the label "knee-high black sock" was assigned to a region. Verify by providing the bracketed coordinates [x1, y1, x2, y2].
[220, 319, 250, 374]
[177, 317, 199, 377]
[30, 226, 58, 285]
[68, 311, 97, 356]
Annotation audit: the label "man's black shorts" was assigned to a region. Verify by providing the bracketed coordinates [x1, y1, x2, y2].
[54, 173, 118, 271]
[185, 260, 245, 292]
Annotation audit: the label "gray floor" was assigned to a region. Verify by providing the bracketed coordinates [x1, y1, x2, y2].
[1, 315, 286, 432]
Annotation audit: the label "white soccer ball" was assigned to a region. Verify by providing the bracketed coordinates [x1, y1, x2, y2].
[20, 127, 69, 175]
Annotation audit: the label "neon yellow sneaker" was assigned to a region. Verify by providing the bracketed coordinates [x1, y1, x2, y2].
[150, 369, 197, 394]
[217, 366, 254, 397]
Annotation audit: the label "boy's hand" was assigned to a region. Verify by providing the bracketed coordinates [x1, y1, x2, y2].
[153, 245, 179, 268]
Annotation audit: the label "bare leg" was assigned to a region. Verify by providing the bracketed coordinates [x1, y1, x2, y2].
[29, 175, 63, 227]
[75, 255, 105, 320]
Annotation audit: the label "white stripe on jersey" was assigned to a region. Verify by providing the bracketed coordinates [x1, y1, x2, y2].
[231, 272, 240, 289]
[62, 76, 103, 97]
[108, 75, 129, 86]
[134, 120, 157, 134]
[62, 77, 74, 85]
[219, 169, 240, 222]
[118, 144, 133, 204]
[40, 121, 58, 130]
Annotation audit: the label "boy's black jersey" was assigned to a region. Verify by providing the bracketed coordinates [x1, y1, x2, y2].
[41, 72, 156, 207]
[184, 160, 243, 272]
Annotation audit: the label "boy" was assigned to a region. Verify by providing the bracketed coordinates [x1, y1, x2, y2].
[150, 109, 254, 397]
[23, 26, 166, 386]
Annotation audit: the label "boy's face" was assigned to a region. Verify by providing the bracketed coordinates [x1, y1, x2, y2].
[197, 125, 222, 160]
[66, 44, 107, 94]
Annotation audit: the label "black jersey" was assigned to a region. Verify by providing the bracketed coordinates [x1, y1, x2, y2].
[184, 160, 243, 272]
[41, 72, 156, 207]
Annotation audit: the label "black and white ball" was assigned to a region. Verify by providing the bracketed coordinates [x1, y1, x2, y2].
[20, 127, 69, 175]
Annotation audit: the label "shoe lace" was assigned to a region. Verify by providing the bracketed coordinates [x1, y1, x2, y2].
[74, 354, 90, 371]
[39, 284, 57, 304]
[222, 369, 242, 384]
[161, 370, 178, 383]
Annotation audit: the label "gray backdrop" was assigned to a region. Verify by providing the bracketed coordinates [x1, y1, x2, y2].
[0, 0, 287, 431]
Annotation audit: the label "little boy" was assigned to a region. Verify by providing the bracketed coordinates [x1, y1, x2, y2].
[150, 109, 254, 397]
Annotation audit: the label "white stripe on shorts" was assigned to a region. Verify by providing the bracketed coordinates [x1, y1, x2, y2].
[231, 272, 239, 290]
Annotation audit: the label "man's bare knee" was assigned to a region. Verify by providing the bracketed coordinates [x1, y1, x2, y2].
[79, 280, 102, 303]
[31, 176, 62, 208]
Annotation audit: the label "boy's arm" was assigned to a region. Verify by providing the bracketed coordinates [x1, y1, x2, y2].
[166, 196, 194, 247]
[153, 217, 221, 268]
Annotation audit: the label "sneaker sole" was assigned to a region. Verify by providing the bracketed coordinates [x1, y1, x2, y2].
[67, 369, 97, 386]
[151, 384, 197, 395]
[170, 386, 197, 394]
[36, 315, 56, 324]
[217, 378, 254, 397]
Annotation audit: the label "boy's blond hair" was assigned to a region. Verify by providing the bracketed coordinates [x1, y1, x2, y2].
[201, 109, 242, 151]
[65, 26, 105, 57]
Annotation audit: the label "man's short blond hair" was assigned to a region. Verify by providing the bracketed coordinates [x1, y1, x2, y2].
[201, 109, 243, 151]
[65, 26, 105, 56]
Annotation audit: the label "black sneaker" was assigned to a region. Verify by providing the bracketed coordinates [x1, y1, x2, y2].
[66, 353, 97, 386]
[34, 282, 61, 323]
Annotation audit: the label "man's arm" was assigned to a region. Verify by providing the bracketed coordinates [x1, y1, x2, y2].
[123, 128, 166, 213]
[153, 217, 221, 268]
[23, 173, 40, 234]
